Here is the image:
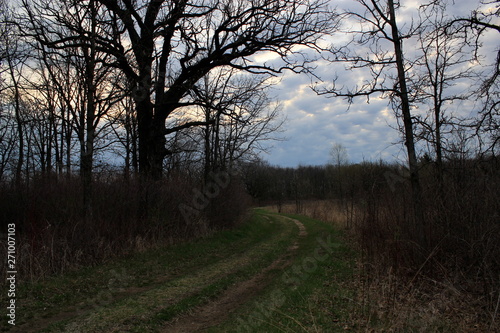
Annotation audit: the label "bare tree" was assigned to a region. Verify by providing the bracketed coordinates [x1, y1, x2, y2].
[21, 0, 125, 216]
[25, 0, 334, 179]
[329, 142, 348, 189]
[1, 2, 28, 186]
[190, 68, 284, 181]
[443, 1, 499, 155]
[36, 49, 79, 177]
[0, 111, 16, 181]
[315, 0, 425, 242]
[329, 142, 348, 168]
[413, 3, 478, 191]
[328, 142, 351, 224]
[112, 93, 139, 178]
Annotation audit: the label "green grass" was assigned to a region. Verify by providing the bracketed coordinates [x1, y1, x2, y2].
[3, 209, 357, 333]
[209, 213, 356, 332]
[5, 210, 301, 332]
[109, 216, 297, 332]
[3, 211, 280, 331]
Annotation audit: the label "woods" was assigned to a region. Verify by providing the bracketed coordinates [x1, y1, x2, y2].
[0, 0, 499, 329]
[1, 0, 333, 182]
[0, 0, 334, 278]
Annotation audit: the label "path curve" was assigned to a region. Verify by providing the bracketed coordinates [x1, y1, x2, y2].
[162, 215, 307, 332]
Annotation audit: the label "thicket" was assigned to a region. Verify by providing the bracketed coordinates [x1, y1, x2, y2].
[0, 172, 250, 281]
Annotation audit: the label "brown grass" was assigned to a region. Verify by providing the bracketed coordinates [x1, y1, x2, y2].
[264, 200, 356, 229]
[271, 190, 499, 331]
[0, 172, 250, 283]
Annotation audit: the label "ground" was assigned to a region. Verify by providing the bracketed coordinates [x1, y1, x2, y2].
[2, 209, 354, 333]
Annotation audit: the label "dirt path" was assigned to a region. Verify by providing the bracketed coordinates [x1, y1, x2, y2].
[163, 216, 307, 332]
[7, 212, 308, 333]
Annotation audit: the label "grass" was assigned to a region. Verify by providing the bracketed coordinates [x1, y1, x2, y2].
[269, 203, 499, 332]
[209, 213, 356, 332]
[2, 211, 279, 331]
[3, 209, 303, 332]
[3, 209, 362, 333]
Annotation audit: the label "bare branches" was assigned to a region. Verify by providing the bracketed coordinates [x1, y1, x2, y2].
[13, 0, 335, 178]
[443, 0, 500, 156]
[188, 67, 285, 176]
[315, 0, 435, 238]
[88, 0, 335, 177]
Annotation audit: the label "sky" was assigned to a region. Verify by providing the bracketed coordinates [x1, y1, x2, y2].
[255, 0, 498, 167]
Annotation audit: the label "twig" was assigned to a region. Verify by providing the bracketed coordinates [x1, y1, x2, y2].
[491, 289, 500, 331]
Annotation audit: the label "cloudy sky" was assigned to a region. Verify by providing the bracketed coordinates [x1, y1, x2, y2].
[255, 0, 498, 167]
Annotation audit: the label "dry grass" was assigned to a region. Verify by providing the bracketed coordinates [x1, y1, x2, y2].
[253, 158, 499, 331]
[274, 199, 499, 332]
[264, 200, 356, 229]
[0, 173, 250, 283]
[339, 264, 497, 332]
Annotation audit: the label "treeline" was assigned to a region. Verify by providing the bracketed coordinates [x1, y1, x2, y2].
[0, 170, 251, 280]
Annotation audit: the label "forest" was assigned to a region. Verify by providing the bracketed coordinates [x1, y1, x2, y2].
[0, 0, 499, 331]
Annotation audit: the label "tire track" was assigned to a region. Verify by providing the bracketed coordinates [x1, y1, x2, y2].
[162, 215, 307, 332]
[36, 214, 297, 332]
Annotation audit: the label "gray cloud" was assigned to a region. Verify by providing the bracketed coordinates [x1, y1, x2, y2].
[261, 69, 404, 166]
[259, 0, 498, 167]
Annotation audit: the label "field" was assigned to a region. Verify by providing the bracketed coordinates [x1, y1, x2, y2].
[2, 209, 355, 332]
[3, 206, 493, 332]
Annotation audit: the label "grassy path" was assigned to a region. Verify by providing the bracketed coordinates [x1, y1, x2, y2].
[2, 209, 355, 332]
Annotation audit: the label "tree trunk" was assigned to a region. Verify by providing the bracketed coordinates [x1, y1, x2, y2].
[137, 92, 168, 180]
[388, 0, 425, 245]
[7, 55, 24, 187]
[434, 97, 444, 196]
[81, 0, 97, 220]
[137, 98, 153, 179]
[203, 112, 211, 183]
[149, 118, 167, 180]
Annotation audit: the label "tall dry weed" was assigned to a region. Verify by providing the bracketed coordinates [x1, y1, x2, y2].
[0, 172, 250, 282]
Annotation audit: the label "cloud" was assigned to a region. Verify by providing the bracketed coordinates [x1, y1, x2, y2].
[258, 37, 411, 165]
[258, 0, 499, 167]
[261, 69, 404, 166]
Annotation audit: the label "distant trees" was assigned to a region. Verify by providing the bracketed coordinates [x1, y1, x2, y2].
[329, 142, 348, 168]
[328, 142, 349, 218]
[245, 152, 500, 328]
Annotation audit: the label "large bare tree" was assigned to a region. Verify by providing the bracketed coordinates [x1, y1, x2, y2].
[23, 0, 333, 179]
